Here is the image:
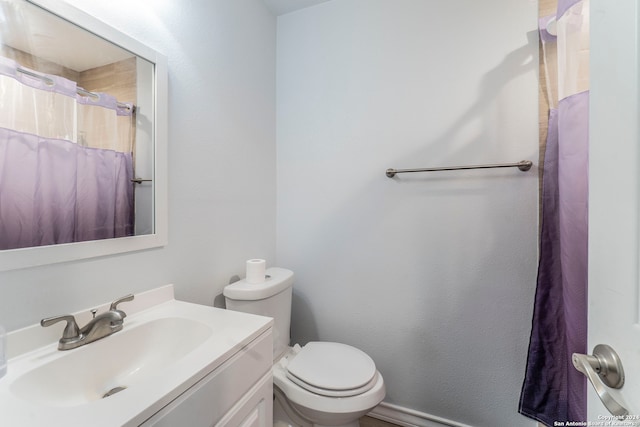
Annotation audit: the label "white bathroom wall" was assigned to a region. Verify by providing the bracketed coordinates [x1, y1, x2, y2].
[276, 1, 539, 426]
[0, 0, 277, 331]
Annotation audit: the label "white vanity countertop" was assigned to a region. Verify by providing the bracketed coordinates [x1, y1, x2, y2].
[0, 285, 273, 427]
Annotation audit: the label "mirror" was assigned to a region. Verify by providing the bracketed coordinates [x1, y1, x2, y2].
[0, 0, 167, 271]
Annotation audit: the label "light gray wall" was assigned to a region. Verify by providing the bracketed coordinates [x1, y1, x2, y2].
[0, 0, 277, 331]
[2, 1, 541, 425]
[275, 1, 539, 426]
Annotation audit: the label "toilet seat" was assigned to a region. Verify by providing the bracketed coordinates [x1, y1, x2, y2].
[273, 343, 386, 416]
[285, 342, 377, 397]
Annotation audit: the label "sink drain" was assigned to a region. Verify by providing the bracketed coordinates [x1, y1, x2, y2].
[102, 386, 127, 398]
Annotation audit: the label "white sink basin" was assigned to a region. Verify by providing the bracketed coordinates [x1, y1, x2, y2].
[10, 317, 212, 407]
[0, 285, 273, 427]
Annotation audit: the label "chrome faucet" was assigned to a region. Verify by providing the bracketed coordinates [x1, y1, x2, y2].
[41, 294, 134, 351]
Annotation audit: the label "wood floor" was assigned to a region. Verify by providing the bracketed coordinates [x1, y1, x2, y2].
[359, 416, 401, 427]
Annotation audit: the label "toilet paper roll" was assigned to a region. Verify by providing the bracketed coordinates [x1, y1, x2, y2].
[246, 259, 266, 284]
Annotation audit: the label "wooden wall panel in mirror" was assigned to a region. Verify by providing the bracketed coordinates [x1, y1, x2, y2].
[0, 0, 168, 271]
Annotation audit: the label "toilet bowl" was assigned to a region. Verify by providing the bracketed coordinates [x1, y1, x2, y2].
[223, 267, 386, 427]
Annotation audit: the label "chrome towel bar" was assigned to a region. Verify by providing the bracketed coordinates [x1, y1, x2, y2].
[385, 160, 533, 178]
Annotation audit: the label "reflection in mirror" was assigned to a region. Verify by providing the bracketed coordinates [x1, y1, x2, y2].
[0, 0, 156, 250]
[0, 0, 167, 271]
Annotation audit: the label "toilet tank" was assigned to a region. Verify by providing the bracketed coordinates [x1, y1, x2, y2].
[223, 267, 294, 361]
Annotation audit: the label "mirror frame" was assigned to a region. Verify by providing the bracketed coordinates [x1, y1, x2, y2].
[0, 0, 168, 271]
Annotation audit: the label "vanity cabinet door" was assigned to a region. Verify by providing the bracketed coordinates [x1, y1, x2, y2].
[215, 372, 272, 427]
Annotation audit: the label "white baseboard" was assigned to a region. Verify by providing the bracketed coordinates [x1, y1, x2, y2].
[367, 402, 476, 427]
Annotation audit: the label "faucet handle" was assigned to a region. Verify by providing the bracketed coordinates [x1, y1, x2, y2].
[110, 294, 134, 311]
[40, 315, 80, 339]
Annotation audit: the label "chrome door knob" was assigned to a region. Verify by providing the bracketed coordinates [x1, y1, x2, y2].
[572, 344, 628, 416]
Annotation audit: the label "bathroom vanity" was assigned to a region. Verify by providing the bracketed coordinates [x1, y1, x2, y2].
[0, 285, 274, 426]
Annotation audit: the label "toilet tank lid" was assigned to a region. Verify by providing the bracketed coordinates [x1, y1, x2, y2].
[223, 267, 294, 301]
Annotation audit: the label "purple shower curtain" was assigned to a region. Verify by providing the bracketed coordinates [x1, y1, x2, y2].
[0, 127, 134, 250]
[518, 92, 589, 425]
[0, 56, 134, 250]
[518, 2, 589, 422]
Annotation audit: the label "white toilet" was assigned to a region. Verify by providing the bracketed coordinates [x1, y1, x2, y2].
[223, 267, 385, 427]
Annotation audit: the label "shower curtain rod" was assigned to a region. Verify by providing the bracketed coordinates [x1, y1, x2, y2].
[17, 67, 133, 111]
[385, 160, 533, 178]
